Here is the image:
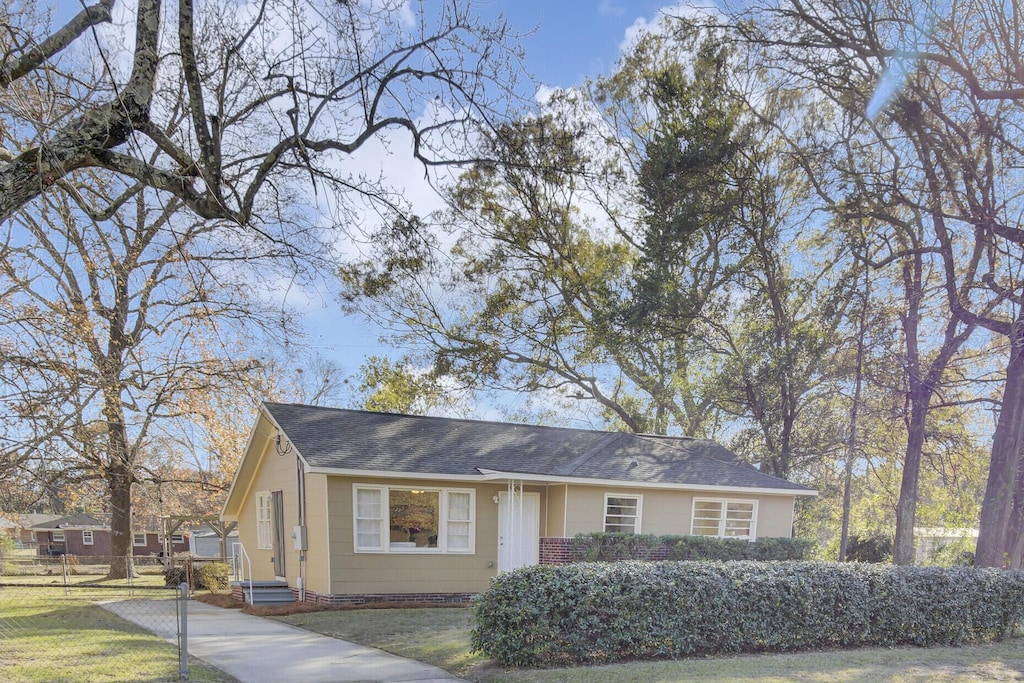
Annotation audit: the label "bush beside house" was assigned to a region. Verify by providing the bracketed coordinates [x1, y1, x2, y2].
[472, 561, 1024, 667]
[569, 532, 813, 562]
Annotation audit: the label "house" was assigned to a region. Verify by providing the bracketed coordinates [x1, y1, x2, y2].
[189, 523, 239, 558]
[0, 512, 60, 550]
[221, 402, 817, 604]
[29, 513, 190, 557]
[914, 527, 978, 563]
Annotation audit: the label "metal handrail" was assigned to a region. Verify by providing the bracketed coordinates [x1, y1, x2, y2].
[232, 542, 254, 604]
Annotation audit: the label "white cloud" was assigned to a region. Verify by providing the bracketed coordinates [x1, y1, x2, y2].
[598, 0, 627, 17]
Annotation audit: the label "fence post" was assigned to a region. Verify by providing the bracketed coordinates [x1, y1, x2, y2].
[178, 582, 189, 681]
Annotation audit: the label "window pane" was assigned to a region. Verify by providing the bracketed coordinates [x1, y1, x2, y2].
[694, 501, 723, 515]
[357, 489, 382, 518]
[389, 489, 439, 548]
[447, 521, 471, 550]
[448, 492, 471, 522]
[605, 496, 639, 533]
[692, 525, 720, 536]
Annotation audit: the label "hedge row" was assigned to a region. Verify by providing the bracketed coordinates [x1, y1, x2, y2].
[472, 561, 1024, 667]
[571, 532, 813, 562]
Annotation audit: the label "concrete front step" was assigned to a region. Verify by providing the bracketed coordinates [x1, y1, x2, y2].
[233, 580, 296, 605]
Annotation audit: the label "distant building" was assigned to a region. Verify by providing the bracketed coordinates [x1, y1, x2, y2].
[914, 527, 978, 563]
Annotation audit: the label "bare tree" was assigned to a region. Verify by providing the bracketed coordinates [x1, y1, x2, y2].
[0, 172, 301, 577]
[0, 0, 522, 226]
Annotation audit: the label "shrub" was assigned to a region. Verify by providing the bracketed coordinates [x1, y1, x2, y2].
[194, 562, 231, 592]
[163, 561, 233, 591]
[571, 532, 814, 562]
[163, 565, 189, 587]
[845, 534, 893, 563]
[471, 561, 1024, 667]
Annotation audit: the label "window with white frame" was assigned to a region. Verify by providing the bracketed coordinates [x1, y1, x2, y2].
[171, 533, 184, 543]
[691, 499, 757, 539]
[52, 530, 65, 542]
[82, 530, 94, 545]
[353, 485, 475, 553]
[132, 532, 147, 546]
[604, 494, 642, 533]
[256, 491, 273, 549]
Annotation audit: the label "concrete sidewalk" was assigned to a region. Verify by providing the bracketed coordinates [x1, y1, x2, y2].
[101, 597, 461, 682]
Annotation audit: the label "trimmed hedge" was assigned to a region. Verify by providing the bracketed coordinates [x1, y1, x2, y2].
[472, 561, 1024, 667]
[571, 532, 813, 562]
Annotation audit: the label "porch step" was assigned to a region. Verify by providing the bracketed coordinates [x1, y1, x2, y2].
[233, 580, 295, 605]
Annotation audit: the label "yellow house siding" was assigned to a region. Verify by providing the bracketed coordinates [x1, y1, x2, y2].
[302, 472, 330, 595]
[325, 475, 547, 595]
[237, 435, 302, 583]
[561, 485, 796, 539]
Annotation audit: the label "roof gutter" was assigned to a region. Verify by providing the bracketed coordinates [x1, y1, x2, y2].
[299, 465, 817, 496]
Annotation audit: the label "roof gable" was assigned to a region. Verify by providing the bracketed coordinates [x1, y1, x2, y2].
[262, 402, 813, 494]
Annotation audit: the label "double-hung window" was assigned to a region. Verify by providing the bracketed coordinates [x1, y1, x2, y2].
[132, 532, 147, 546]
[353, 485, 475, 553]
[82, 530, 94, 545]
[691, 499, 757, 539]
[52, 530, 65, 543]
[256, 491, 273, 549]
[604, 494, 642, 533]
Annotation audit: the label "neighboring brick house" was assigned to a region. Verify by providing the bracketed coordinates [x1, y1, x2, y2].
[30, 513, 189, 557]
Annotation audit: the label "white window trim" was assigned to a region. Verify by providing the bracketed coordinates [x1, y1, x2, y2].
[132, 532, 147, 546]
[352, 484, 476, 554]
[603, 493, 643, 534]
[171, 533, 184, 543]
[256, 491, 273, 550]
[691, 498, 758, 540]
[52, 530, 65, 542]
[82, 530, 94, 546]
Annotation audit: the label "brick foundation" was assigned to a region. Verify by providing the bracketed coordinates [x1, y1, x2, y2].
[539, 536, 589, 564]
[231, 583, 475, 606]
[297, 590, 477, 606]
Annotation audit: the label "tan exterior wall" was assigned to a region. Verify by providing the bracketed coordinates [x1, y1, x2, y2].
[325, 475, 547, 595]
[235, 431, 303, 584]
[545, 484, 568, 537]
[561, 485, 796, 539]
[302, 473, 331, 595]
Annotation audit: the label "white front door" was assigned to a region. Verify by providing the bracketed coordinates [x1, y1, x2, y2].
[498, 491, 540, 572]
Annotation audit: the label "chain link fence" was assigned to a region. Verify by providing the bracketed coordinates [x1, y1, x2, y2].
[0, 554, 231, 682]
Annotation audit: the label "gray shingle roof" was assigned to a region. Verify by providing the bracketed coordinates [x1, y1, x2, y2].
[32, 512, 110, 529]
[264, 402, 813, 493]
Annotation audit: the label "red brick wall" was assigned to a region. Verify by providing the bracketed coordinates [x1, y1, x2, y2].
[539, 537, 590, 564]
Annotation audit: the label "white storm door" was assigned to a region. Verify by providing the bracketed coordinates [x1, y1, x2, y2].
[498, 491, 540, 572]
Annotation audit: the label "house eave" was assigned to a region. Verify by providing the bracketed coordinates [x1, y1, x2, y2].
[301, 465, 817, 497]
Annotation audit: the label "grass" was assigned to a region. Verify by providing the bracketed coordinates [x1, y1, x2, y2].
[0, 585, 235, 682]
[271, 606, 1024, 682]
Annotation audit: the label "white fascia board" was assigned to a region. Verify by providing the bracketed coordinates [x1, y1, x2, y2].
[476, 468, 817, 496]
[304, 466, 487, 483]
[306, 465, 817, 497]
[221, 404, 314, 522]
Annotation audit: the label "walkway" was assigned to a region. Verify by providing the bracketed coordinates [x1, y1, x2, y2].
[102, 597, 461, 683]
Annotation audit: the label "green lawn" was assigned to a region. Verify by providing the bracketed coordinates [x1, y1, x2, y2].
[0, 586, 235, 683]
[273, 607, 1024, 682]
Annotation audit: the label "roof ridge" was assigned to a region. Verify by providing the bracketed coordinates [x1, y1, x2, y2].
[264, 401, 636, 439]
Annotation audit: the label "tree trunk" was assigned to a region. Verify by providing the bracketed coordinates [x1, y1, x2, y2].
[976, 320, 1024, 568]
[893, 393, 929, 565]
[1003, 452, 1024, 568]
[106, 463, 135, 579]
[104, 397, 136, 579]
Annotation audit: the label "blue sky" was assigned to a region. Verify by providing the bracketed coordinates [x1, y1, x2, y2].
[487, 0, 671, 87]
